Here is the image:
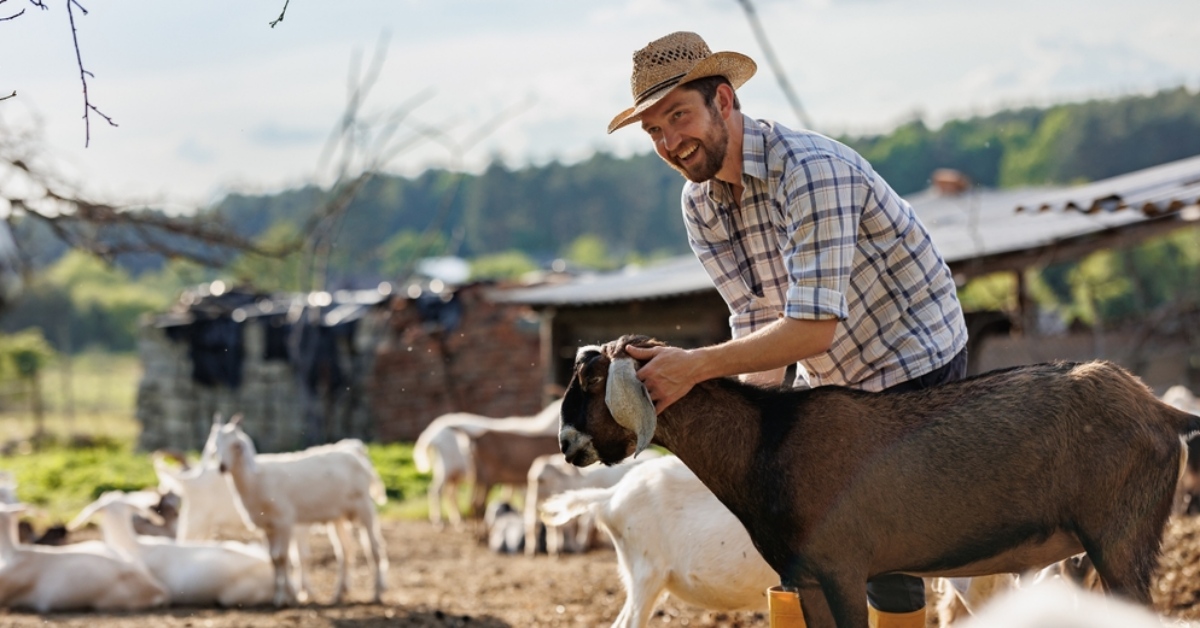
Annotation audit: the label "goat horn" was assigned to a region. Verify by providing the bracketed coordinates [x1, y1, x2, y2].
[605, 357, 656, 456]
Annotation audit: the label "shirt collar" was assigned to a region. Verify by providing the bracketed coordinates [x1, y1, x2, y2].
[740, 113, 768, 183]
[704, 113, 766, 206]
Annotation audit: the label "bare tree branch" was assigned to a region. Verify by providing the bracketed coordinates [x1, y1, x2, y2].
[0, 25, 527, 289]
[66, 0, 115, 147]
[296, 34, 532, 291]
[735, 0, 814, 130]
[269, 0, 290, 28]
[0, 91, 15, 101]
[1, 123, 295, 269]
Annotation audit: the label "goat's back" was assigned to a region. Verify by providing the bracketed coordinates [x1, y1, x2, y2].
[247, 449, 380, 521]
[726, 360, 1192, 577]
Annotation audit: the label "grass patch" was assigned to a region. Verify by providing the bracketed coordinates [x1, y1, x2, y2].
[0, 351, 439, 526]
[0, 440, 434, 526]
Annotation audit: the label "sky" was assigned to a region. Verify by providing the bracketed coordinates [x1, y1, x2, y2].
[3, 0, 1199, 212]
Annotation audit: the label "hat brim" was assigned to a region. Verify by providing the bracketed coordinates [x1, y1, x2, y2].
[607, 51, 756, 134]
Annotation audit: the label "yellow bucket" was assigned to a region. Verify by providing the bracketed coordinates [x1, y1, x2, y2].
[768, 585, 806, 628]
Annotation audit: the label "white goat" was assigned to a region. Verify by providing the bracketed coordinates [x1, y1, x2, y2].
[213, 416, 389, 606]
[0, 503, 168, 612]
[183, 414, 378, 602]
[540, 456, 778, 628]
[958, 579, 1170, 628]
[524, 450, 662, 557]
[154, 453, 253, 541]
[413, 419, 473, 529]
[68, 490, 279, 607]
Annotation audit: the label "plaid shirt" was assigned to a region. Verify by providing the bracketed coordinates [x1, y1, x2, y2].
[683, 114, 968, 391]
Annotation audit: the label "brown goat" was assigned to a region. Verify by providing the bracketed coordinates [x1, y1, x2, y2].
[465, 430, 561, 518]
[558, 335, 1200, 628]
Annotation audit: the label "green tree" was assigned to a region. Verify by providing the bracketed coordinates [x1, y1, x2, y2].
[562, 234, 618, 271]
[0, 329, 57, 433]
[469, 251, 537, 281]
[380, 230, 448, 280]
[227, 223, 308, 293]
[1, 252, 168, 352]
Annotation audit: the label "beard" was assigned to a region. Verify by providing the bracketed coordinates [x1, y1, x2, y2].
[668, 110, 729, 183]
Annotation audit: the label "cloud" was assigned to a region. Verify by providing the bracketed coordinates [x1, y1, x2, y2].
[248, 123, 325, 148]
[177, 138, 217, 165]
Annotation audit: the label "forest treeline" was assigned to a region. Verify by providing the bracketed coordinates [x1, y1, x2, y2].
[209, 85, 1200, 282]
[5, 86, 1200, 353]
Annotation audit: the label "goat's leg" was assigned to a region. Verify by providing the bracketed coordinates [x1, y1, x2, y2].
[524, 485, 541, 557]
[614, 572, 666, 628]
[445, 478, 464, 529]
[268, 527, 297, 607]
[1079, 491, 1174, 605]
[469, 482, 488, 519]
[792, 580, 837, 628]
[546, 522, 565, 556]
[326, 519, 351, 604]
[358, 505, 389, 602]
[428, 474, 445, 528]
[290, 532, 312, 603]
[1080, 532, 1160, 604]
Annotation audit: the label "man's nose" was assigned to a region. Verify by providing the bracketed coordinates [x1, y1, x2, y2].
[659, 127, 681, 153]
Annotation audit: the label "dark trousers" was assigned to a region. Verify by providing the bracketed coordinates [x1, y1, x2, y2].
[865, 347, 969, 613]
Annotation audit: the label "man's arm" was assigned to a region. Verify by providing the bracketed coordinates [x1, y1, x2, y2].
[625, 316, 837, 414]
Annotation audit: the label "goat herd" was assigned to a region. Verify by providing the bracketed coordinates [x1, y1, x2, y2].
[3, 336, 1200, 628]
[0, 415, 387, 613]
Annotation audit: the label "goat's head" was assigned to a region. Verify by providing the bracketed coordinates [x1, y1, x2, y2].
[214, 414, 257, 474]
[559, 335, 661, 467]
[201, 412, 234, 464]
[67, 490, 161, 532]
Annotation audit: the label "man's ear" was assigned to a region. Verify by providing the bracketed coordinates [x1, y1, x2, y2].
[716, 82, 736, 119]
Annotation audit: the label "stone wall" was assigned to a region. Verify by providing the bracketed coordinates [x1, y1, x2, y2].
[136, 308, 386, 453]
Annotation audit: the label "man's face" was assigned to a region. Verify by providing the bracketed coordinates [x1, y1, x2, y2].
[639, 87, 728, 183]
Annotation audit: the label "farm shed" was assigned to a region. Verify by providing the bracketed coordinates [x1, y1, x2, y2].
[491, 256, 733, 399]
[136, 284, 391, 452]
[494, 155, 1200, 394]
[367, 281, 545, 442]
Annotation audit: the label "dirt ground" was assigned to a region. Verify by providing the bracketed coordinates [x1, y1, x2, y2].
[5, 513, 1200, 627]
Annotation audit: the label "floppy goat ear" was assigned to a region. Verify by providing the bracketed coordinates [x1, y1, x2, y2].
[605, 357, 656, 456]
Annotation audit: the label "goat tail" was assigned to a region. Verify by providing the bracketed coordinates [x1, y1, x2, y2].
[413, 430, 437, 473]
[370, 473, 388, 506]
[539, 487, 610, 527]
[1175, 411, 1200, 443]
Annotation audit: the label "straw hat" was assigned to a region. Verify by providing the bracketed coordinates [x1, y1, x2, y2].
[608, 31, 757, 134]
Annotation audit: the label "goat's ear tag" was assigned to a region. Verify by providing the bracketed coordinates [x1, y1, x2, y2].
[605, 357, 656, 456]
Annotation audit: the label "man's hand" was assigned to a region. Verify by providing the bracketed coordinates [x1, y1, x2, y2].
[623, 344, 705, 415]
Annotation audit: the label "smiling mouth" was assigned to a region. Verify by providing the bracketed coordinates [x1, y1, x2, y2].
[675, 142, 699, 162]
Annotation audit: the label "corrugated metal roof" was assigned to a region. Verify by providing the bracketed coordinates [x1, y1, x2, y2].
[1014, 154, 1200, 215]
[906, 184, 1186, 264]
[493, 155, 1200, 307]
[489, 255, 712, 306]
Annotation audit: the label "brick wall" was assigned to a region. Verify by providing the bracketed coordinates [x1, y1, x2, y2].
[369, 284, 544, 442]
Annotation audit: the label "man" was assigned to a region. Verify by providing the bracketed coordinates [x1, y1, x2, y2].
[609, 31, 969, 627]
